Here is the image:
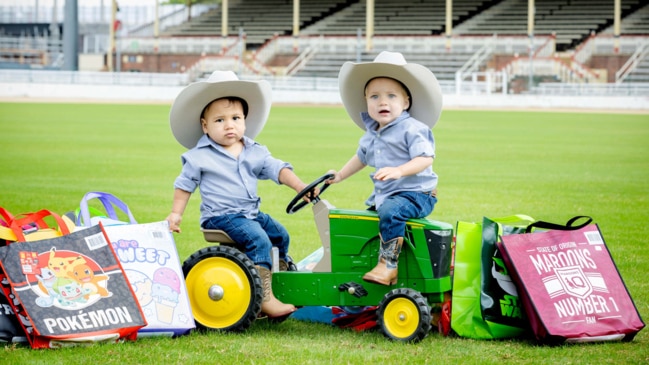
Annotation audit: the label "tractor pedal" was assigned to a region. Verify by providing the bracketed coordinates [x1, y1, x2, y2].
[338, 282, 368, 298]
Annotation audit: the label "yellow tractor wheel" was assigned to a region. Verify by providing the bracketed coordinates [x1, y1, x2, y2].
[378, 288, 432, 342]
[183, 246, 262, 332]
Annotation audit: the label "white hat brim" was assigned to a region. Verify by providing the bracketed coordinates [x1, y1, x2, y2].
[169, 73, 271, 149]
[338, 56, 443, 130]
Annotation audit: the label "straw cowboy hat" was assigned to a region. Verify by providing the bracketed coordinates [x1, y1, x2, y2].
[169, 70, 272, 149]
[338, 51, 443, 130]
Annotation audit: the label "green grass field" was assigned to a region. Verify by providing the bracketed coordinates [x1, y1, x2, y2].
[1, 102, 648, 364]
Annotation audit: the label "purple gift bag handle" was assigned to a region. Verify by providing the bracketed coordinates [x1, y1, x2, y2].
[78, 191, 138, 227]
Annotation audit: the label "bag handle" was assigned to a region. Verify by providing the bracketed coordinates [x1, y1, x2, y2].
[491, 214, 536, 227]
[10, 209, 74, 242]
[0, 206, 17, 242]
[0, 206, 13, 225]
[525, 215, 593, 233]
[78, 191, 137, 227]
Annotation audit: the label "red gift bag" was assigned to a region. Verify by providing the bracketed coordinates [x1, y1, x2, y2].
[1, 207, 17, 245]
[497, 217, 645, 344]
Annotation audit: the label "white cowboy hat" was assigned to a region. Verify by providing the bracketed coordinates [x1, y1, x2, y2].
[169, 70, 271, 149]
[338, 51, 443, 130]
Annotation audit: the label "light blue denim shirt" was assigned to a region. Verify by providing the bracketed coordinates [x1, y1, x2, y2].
[357, 111, 437, 208]
[174, 134, 291, 224]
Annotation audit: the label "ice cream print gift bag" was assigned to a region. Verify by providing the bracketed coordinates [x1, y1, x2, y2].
[73, 191, 195, 337]
[103, 221, 195, 337]
[0, 224, 146, 349]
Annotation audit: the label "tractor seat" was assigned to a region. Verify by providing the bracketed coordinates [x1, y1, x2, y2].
[201, 228, 237, 245]
[201, 228, 292, 271]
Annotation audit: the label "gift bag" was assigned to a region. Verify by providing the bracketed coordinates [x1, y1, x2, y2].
[10, 209, 76, 242]
[0, 207, 29, 343]
[1, 207, 16, 246]
[75, 191, 195, 337]
[0, 223, 147, 349]
[451, 215, 534, 339]
[0, 287, 27, 343]
[498, 216, 645, 344]
[102, 221, 195, 337]
[75, 191, 137, 227]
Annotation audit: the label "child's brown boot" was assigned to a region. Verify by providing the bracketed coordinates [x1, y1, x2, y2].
[256, 265, 296, 317]
[362, 236, 403, 286]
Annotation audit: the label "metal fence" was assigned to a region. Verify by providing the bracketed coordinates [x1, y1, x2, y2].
[2, 69, 648, 97]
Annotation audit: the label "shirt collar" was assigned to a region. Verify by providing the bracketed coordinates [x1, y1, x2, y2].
[195, 134, 253, 150]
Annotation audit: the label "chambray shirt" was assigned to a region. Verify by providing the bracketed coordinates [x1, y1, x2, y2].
[357, 111, 437, 208]
[174, 134, 291, 225]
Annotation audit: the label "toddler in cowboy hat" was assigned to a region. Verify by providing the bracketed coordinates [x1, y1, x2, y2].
[166, 70, 313, 317]
[327, 51, 443, 286]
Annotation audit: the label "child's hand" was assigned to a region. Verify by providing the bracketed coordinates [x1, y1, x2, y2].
[166, 213, 183, 233]
[326, 170, 342, 184]
[295, 182, 319, 202]
[374, 166, 402, 181]
[304, 187, 320, 202]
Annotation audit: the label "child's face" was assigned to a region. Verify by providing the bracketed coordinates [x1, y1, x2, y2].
[364, 77, 410, 128]
[201, 98, 246, 147]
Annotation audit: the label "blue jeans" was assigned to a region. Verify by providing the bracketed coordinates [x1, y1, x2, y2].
[376, 191, 437, 242]
[202, 212, 290, 270]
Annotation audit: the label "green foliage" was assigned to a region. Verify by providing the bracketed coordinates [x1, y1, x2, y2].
[0, 102, 647, 363]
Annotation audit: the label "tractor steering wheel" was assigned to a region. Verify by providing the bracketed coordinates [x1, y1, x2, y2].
[286, 173, 334, 214]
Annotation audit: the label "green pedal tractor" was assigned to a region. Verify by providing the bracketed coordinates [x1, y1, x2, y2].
[182, 174, 453, 342]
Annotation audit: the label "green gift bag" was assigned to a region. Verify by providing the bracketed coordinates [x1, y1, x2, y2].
[451, 215, 534, 339]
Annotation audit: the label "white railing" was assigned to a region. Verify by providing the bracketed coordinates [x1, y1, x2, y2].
[0, 69, 188, 86]
[457, 38, 495, 75]
[1, 69, 648, 98]
[264, 34, 555, 56]
[615, 43, 649, 84]
[285, 47, 317, 76]
[0, 35, 63, 67]
[574, 34, 649, 64]
[4, 34, 649, 90]
[116, 36, 238, 55]
[535, 82, 649, 96]
[0, 4, 193, 32]
[455, 71, 508, 95]
[502, 57, 599, 84]
[128, 5, 216, 37]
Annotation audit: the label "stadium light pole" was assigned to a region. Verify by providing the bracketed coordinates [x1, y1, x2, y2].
[356, 28, 362, 62]
[50, 0, 59, 39]
[63, 0, 79, 71]
[154, 0, 159, 51]
[108, 0, 116, 71]
[293, 0, 299, 53]
[222, 0, 229, 51]
[445, 0, 452, 52]
[528, 0, 535, 92]
[614, 0, 620, 54]
[365, 0, 374, 52]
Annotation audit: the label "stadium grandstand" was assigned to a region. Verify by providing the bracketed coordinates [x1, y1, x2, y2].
[1, 0, 648, 100]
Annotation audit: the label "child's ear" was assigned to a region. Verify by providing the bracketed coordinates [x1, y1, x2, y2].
[200, 118, 208, 132]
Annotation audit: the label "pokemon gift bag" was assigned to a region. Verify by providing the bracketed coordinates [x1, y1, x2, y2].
[0, 224, 146, 349]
